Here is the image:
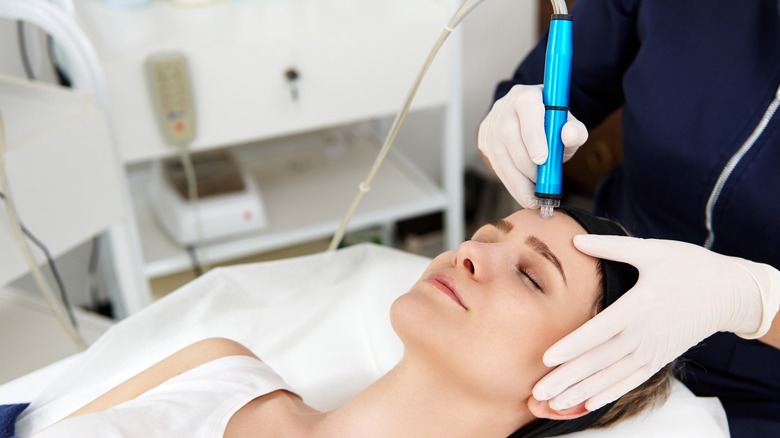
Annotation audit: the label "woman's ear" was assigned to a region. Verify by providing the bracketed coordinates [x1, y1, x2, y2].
[527, 396, 590, 420]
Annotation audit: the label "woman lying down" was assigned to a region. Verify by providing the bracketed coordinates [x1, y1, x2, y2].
[8, 207, 675, 437]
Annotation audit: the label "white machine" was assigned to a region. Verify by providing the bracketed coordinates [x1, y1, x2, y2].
[147, 149, 268, 246]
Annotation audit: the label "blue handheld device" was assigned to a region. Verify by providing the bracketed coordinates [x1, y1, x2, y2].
[536, 13, 573, 219]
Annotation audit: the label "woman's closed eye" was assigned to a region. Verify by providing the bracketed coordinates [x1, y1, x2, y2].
[517, 265, 544, 293]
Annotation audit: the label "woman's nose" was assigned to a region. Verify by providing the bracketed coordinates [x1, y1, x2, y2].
[455, 240, 485, 278]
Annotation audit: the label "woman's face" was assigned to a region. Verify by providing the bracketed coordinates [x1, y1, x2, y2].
[390, 209, 601, 404]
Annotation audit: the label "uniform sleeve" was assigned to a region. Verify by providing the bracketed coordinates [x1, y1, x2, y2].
[494, 0, 642, 129]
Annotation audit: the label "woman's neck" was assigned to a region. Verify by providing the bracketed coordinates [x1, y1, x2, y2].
[300, 358, 535, 438]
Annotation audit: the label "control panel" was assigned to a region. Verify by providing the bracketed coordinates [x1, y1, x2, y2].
[145, 52, 196, 145]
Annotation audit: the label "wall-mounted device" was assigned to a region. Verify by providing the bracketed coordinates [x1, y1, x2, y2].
[145, 51, 197, 146]
[145, 52, 268, 246]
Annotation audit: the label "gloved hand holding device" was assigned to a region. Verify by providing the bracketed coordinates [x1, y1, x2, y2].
[477, 84, 588, 209]
[532, 234, 780, 412]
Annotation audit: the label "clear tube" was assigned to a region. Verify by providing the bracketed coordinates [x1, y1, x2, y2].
[550, 0, 569, 15]
[327, 0, 566, 250]
[327, 0, 485, 252]
[175, 143, 210, 274]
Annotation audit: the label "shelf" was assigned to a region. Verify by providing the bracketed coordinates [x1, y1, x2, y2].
[132, 129, 447, 278]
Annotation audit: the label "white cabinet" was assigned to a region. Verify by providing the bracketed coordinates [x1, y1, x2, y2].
[71, 0, 464, 298]
[0, 75, 123, 287]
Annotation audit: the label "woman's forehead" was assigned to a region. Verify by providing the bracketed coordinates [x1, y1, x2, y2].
[504, 209, 587, 237]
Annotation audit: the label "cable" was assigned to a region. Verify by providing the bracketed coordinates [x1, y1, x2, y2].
[0, 112, 86, 350]
[327, 0, 485, 251]
[326, 0, 566, 251]
[176, 143, 210, 275]
[0, 190, 79, 331]
[16, 21, 37, 80]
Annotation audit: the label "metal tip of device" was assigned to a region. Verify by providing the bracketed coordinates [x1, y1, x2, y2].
[540, 205, 554, 219]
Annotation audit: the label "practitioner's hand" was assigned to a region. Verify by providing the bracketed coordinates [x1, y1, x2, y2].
[532, 235, 780, 412]
[477, 84, 588, 208]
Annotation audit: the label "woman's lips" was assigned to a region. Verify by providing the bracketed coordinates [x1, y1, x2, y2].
[426, 272, 467, 310]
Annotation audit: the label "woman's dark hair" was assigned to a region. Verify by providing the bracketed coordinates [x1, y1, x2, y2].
[509, 206, 673, 437]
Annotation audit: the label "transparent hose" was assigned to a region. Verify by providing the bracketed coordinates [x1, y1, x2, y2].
[176, 143, 211, 274]
[327, 0, 485, 252]
[550, 0, 569, 14]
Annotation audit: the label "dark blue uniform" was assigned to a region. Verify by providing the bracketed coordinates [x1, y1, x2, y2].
[495, 1, 780, 435]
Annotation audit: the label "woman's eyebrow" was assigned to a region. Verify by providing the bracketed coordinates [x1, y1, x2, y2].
[525, 235, 567, 285]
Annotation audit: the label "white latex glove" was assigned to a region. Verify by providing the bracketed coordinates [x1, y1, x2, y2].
[532, 234, 780, 412]
[477, 84, 589, 208]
